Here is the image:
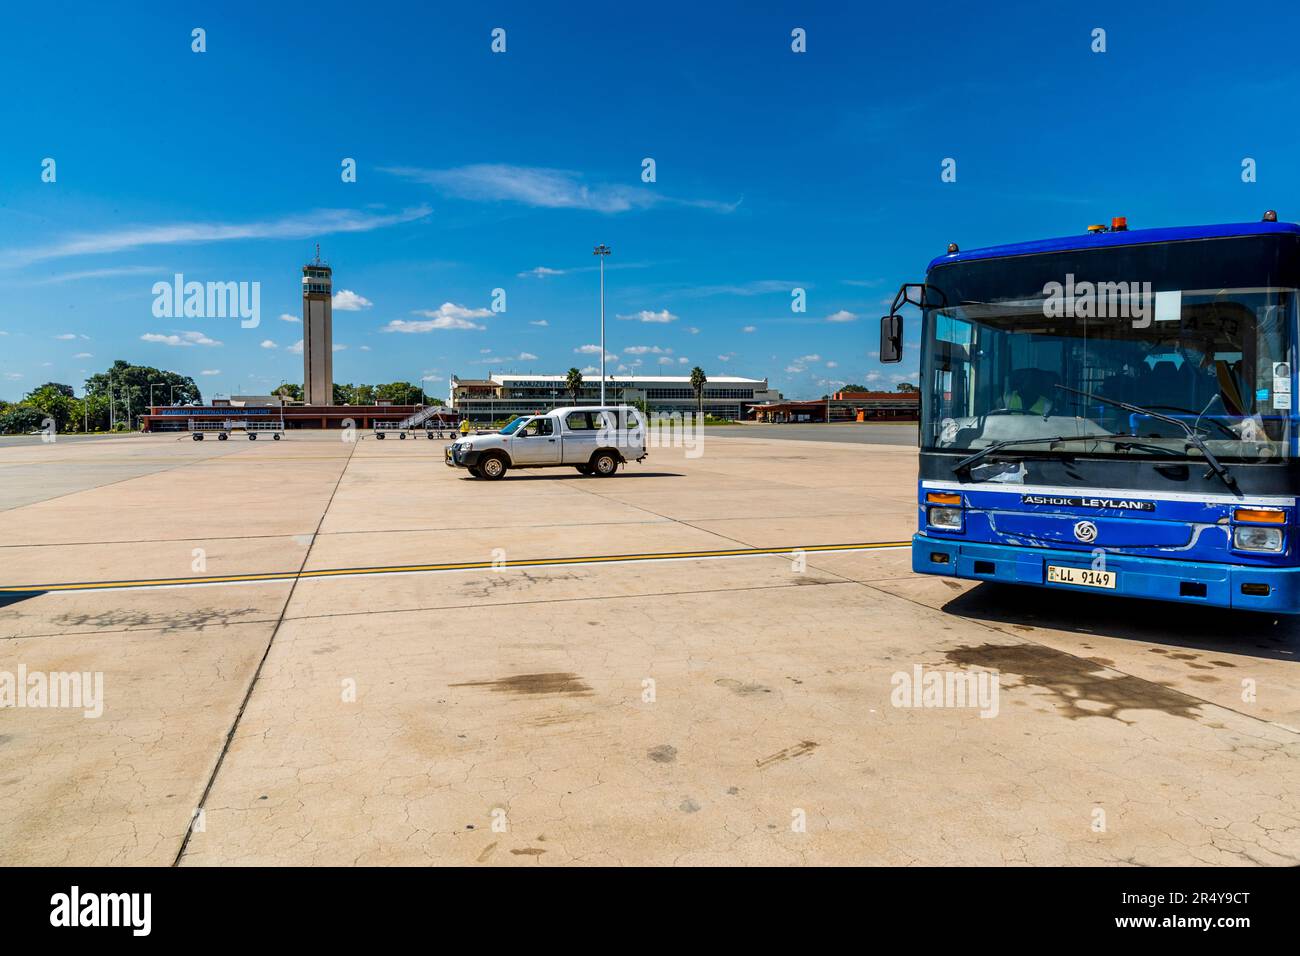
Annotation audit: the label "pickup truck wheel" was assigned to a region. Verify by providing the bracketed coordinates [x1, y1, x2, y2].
[575, 464, 594, 475]
[192, 433, 203, 441]
[468, 466, 483, 478]
[592, 452, 619, 476]
[376, 432, 385, 440]
[480, 455, 508, 480]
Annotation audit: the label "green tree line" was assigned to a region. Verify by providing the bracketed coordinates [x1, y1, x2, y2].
[0, 361, 200, 434]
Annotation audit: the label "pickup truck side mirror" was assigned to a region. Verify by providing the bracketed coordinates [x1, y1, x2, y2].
[880, 314, 903, 364]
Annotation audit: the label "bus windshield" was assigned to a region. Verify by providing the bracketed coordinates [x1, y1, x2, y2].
[922, 287, 1295, 463]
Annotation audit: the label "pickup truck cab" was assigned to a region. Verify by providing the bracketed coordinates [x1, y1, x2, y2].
[444, 405, 648, 480]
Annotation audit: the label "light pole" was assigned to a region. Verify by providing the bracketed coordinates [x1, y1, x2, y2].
[593, 243, 611, 404]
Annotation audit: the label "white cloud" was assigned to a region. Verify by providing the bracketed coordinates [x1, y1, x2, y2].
[333, 344, 347, 352]
[617, 309, 678, 324]
[140, 330, 222, 347]
[359, 345, 372, 351]
[623, 345, 672, 355]
[687, 327, 700, 334]
[518, 266, 566, 278]
[657, 356, 674, 365]
[200, 369, 221, 376]
[260, 339, 278, 349]
[742, 325, 756, 333]
[28, 265, 163, 285]
[678, 357, 689, 364]
[288, 340, 304, 354]
[785, 365, 806, 374]
[381, 164, 737, 214]
[574, 344, 604, 354]
[826, 310, 858, 323]
[73, 352, 93, 358]
[581, 366, 599, 374]
[477, 351, 539, 364]
[279, 313, 300, 323]
[54, 333, 77, 340]
[826, 360, 838, 368]
[529, 319, 549, 327]
[717, 353, 733, 362]
[332, 289, 372, 311]
[383, 302, 491, 333]
[4, 372, 23, 380]
[7, 205, 431, 266]
[797, 353, 822, 362]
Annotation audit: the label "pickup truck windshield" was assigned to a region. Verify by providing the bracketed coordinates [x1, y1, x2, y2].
[922, 286, 1296, 463]
[498, 417, 529, 435]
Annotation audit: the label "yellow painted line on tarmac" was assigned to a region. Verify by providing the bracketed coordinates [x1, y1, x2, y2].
[0, 540, 912, 594]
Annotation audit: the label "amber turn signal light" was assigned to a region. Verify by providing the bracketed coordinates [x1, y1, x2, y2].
[926, 492, 962, 505]
[1234, 508, 1286, 524]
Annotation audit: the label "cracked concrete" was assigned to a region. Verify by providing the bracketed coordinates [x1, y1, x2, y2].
[1, 431, 1298, 866]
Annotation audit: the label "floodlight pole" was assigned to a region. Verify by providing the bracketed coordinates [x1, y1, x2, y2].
[593, 244, 611, 404]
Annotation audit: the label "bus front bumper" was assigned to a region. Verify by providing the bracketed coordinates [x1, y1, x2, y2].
[912, 534, 1300, 614]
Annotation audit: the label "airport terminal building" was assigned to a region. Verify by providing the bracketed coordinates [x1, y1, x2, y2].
[449, 373, 781, 423]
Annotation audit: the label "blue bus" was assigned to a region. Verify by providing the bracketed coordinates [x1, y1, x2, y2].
[882, 213, 1300, 613]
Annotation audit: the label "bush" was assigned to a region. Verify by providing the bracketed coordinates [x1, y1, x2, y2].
[0, 405, 49, 434]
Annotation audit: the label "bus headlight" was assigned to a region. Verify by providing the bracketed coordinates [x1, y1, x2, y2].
[1234, 526, 1283, 552]
[928, 507, 963, 531]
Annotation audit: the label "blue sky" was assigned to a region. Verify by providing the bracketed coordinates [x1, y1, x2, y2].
[2, 0, 1299, 402]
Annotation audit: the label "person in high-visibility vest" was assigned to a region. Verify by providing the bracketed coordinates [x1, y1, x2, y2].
[459, 419, 470, 436]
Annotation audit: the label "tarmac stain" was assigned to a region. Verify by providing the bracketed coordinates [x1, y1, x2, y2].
[450, 672, 592, 697]
[715, 678, 773, 697]
[756, 740, 818, 769]
[647, 744, 678, 763]
[476, 842, 498, 862]
[944, 644, 1203, 723]
[680, 797, 701, 813]
[510, 848, 545, 856]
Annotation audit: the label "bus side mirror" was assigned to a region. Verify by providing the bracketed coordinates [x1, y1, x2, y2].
[880, 314, 903, 363]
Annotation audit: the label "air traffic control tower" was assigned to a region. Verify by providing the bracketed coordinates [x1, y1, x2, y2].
[301, 249, 333, 406]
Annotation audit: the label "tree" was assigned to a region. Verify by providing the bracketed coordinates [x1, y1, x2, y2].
[23, 383, 78, 433]
[840, 383, 868, 393]
[689, 366, 708, 420]
[85, 361, 200, 425]
[274, 382, 303, 402]
[375, 381, 423, 404]
[0, 405, 46, 435]
[565, 367, 584, 404]
[895, 382, 919, 393]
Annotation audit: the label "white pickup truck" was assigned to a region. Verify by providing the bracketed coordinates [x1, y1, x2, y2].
[445, 406, 648, 480]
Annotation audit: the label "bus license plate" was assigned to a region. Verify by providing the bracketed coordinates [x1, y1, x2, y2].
[1046, 565, 1116, 589]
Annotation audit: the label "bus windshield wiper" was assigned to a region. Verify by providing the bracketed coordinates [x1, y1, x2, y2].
[952, 436, 1085, 474]
[953, 431, 1199, 476]
[1053, 384, 1238, 492]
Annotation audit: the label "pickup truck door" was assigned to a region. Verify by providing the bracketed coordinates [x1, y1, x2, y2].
[510, 416, 562, 465]
[560, 410, 600, 463]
